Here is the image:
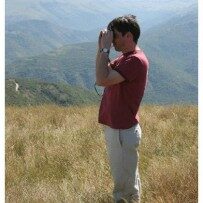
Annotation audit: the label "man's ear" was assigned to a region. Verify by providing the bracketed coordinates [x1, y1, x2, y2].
[126, 32, 133, 40]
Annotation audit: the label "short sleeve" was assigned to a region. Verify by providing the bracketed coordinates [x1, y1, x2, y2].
[109, 58, 118, 69]
[115, 57, 146, 82]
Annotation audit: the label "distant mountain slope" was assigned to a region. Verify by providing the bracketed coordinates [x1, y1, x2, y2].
[6, 42, 97, 90]
[6, 0, 197, 61]
[6, 78, 99, 106]
[6, 19, 99, 62]
[140, 8, 198, 104]
[6, 9, 198, 104]
[6, 0, 196, 30]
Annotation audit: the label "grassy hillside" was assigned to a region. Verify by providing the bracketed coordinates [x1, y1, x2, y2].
[5, 105, 197, 202]
[5, 78, 99, 106]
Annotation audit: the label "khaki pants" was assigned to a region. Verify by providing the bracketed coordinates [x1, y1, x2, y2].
[104, 124, 141, 202]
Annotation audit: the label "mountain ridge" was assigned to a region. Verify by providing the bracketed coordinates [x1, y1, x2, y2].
[6, 1, 197, 61]
[6, 8, 198, 104]
[6, 78, 99, 106]
[6, 0, 197, 30]
[6, 19, 100, 62]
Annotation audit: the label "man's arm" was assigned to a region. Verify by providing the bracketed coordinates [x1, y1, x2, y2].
[96, 30, 125, 87]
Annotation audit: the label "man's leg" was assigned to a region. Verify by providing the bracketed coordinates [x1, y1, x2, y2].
[104, 126, 125, 202]
[120, 124, 142, 202]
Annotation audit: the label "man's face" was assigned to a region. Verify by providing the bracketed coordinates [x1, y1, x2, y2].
[112, 29, 126, 52]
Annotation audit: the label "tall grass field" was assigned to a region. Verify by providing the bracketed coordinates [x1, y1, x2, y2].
[5, 105, 198, 203]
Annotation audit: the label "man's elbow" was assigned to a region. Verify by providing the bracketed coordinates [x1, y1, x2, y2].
[96, 80, 104, 86]
[96, 79, 108, 87]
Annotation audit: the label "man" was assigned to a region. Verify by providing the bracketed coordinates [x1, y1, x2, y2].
[95, 15, 149, 203]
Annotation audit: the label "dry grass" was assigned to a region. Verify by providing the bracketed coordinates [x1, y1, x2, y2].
[5, 105, 198, 203]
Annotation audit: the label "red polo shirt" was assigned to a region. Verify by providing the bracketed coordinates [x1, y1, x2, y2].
[98, 50, 149, 129]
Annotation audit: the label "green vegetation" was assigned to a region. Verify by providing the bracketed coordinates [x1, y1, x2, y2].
[5, 105, 198, 202]
[6, 78, 99, 106]
[6, 9, 198, 104]
[6, 19, 99, 62]
[6, 42, 97, 90]
[141, 9, 197, 104]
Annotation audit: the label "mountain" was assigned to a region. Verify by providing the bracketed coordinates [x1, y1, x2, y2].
[6, 9, 198, 104]
[5, 0, 197, 62]
[6, 0, 197, 31]
[140, 8, 198, 104]
[6, 42, 98, 90]
[6, 19, 100, 62]
[5, 78, 99, 106]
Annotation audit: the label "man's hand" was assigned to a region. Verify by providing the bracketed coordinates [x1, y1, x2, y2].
[96, 29, 125, 87]
[98, 29, 113, 50]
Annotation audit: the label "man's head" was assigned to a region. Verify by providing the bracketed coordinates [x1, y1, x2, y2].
[107, 14, 140, 44]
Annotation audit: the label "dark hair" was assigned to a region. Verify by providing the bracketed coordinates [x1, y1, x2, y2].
[107, 14, 140, 44]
